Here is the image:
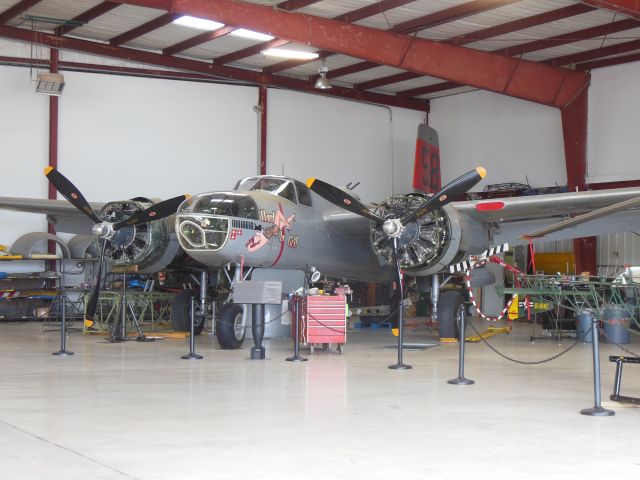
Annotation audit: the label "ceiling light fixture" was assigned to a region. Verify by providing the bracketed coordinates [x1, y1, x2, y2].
[314, 62, 332, 90]
[231, 29, 274, 41]
[173, 15, 224, 31]
[262, 48, 319, 60]
[34, 72, 65, 96]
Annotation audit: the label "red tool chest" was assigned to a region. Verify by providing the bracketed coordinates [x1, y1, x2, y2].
[291, 294, 346, 353]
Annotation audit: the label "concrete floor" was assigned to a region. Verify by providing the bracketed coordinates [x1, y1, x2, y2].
[0, 320, 638, 480]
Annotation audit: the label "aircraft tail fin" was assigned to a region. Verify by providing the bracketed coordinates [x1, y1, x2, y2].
[412, 124, 441, 194]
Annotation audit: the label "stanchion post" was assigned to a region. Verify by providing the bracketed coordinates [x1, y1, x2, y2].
[580, 313, 614, 416]
[181, 296, 203, 360]
[448, 305, 473, 385]
[53, 294, 74, 356]
[286, 295, 308, 362]
[389, 238, 412, 370]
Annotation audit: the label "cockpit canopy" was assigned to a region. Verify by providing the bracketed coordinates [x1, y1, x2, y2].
[179, 192, 259, 220]
[236, 176, 312, 206]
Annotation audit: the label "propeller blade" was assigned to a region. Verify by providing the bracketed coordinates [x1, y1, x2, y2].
[306, 178, 384, 225]
[522, 196, 640, 239]
[390, 237, 402, 337]
[113, 195, 189, 231]
[400, 167, 486, 226]
[84, 238, 107, 327]
[44, 167, 102, 223]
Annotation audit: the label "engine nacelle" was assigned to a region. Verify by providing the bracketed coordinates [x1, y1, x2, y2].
[370, 195, 488, 276]
[98, 200, 182, 274]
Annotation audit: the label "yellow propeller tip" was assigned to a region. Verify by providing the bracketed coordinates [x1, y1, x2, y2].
[392, 328, 399, 337]
[185, 194, 191, 199]
[476, 167, 486, 179]
[44, 166, 54, 176]
[306, 178, 316, 188]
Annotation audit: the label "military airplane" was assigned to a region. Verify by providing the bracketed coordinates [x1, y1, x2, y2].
[2, 125, 640, 350]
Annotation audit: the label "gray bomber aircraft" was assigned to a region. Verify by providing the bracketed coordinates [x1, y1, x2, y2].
[2, 128, 640, 352]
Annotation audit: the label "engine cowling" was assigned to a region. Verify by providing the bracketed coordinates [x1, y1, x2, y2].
[97, 199, 182, 274]
[370, 195, 487, 276]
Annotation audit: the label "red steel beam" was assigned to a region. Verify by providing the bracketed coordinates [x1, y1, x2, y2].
[55, 2, 119, 36]
[0, 26, 429, 111]
[353, 4, 595, 90]
[398, 18, 638, 98]
[107, 0, 590, 107]
[258, 86, 267, 175]
[215, 0, 413, 66]
[0, 0, 41, 24]
[47, 48, 59, 261]
[266, 0, 417, 70]
[546, 38, 640, 67]
[166, 0, 319, 57]
[578, 0, 640, 20]
[269, 0, 518, 75]
[110, 12, 179, 45]
[578, 51, 640, 69]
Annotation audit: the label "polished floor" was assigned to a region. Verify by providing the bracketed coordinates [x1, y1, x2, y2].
[0, 319, 638, 480]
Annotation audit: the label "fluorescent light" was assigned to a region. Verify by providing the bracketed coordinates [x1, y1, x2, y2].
[262, 48, 319, 60]
[231, 29, 274, 41]
[173, 15, 224, 31]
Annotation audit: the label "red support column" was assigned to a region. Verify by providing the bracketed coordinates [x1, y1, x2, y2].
[258, 86, 267, 176]
[561, 87, 597, 275]
[47, 48, 59, 264]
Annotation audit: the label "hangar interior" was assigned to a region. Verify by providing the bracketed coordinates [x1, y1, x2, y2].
[0, 1, 639, 478]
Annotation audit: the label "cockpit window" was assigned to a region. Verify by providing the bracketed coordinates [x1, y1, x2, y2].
[294, 181, 312, 207]
[237, 177, 298, 203]
[253, 178, 296, 203]
[182, 193, 259, 220]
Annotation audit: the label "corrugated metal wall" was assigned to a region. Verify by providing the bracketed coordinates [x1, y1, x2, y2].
[597, 231, 640, 275]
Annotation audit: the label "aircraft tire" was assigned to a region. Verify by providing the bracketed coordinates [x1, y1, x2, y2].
[171, 290, 205, 335]
[438, 290, 464, 340]
[216, 303, 246, 349]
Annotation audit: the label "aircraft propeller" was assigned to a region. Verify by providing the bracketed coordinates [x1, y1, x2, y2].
[44, 167, 188, 325]
[306, 167, 486, 355]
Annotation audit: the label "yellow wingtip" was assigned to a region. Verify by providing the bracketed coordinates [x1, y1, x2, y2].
[44, 166, 54, 176]
[476, 167, 486, 179]
[306, 178, 316, 188]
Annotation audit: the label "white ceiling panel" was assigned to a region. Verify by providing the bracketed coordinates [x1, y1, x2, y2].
[66, 5, 163, 43]
[333, 65, 405, 85]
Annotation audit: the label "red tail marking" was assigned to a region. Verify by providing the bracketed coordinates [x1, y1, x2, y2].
[412, 138, 441, 194]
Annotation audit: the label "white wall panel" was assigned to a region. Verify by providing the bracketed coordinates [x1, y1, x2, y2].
[58, 71, 258, 200]
[429, 90, 567, 190]
[267, 90, 420, 203]
[0, 66, 49, 256]
[588, 62, 640, 184]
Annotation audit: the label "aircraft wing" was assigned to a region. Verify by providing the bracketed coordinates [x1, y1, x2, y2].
[451, 187, 640, 246]
[0, 197, 104, 235]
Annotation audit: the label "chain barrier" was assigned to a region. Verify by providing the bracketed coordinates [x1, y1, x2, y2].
[468, 319, 583, 365]
[598, 324, 640, 357]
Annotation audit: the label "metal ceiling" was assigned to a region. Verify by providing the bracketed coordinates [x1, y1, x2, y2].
[0, 0, 639, 111]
